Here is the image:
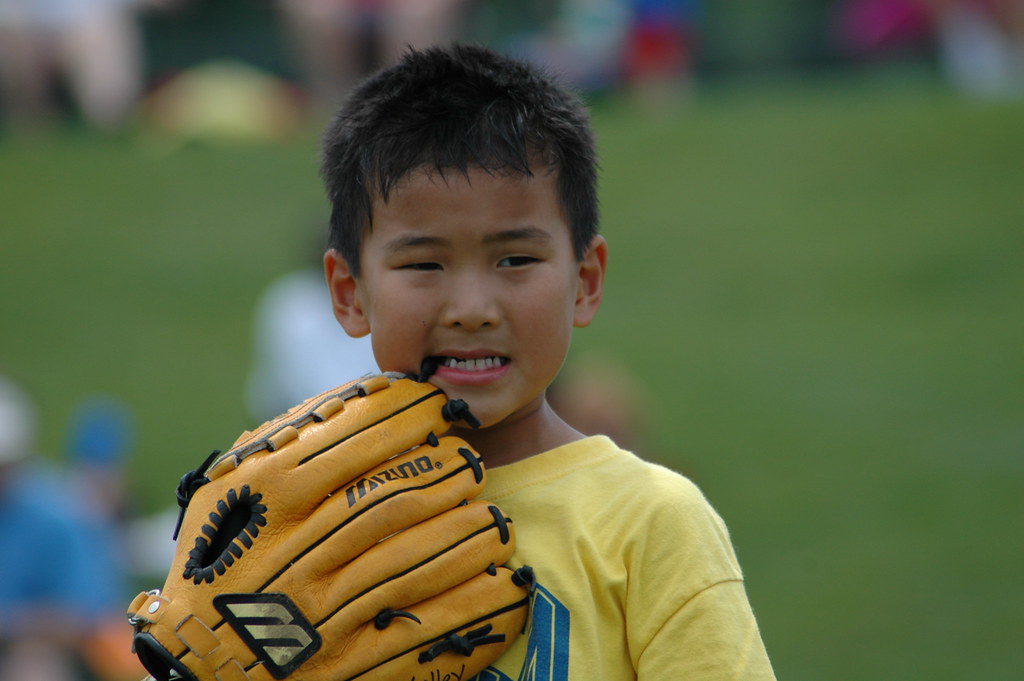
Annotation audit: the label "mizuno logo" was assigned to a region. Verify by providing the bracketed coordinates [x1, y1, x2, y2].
[214, 593, 321, 679]
[345, 455, 438, 507]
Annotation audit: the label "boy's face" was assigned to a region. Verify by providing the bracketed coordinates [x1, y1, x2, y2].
[325, 166, 605, 430]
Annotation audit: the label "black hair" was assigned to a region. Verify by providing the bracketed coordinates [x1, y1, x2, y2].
[320, 43, 598, 277]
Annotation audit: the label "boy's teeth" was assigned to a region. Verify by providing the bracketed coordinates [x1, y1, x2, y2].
[443, 356, 504, 371]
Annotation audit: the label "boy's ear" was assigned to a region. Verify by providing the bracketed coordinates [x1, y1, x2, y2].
[324, 249, 371, 338]
[573, 235, 607, 328]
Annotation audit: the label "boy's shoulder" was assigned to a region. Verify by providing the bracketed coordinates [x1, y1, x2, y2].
[552, 435, 705, 498]
[560, 439, 745, 582]
[489, 435, 714, 522]
[488, 435, 745, 587]
[584, 441, 725, 531]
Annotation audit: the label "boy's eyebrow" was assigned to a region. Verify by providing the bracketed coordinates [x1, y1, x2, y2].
[482, 227, 552, 244]
[385, 227, 551, 253]
[384, 235, 450, 253]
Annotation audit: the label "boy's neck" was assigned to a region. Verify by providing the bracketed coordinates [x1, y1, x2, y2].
[449, 398, 584, 468]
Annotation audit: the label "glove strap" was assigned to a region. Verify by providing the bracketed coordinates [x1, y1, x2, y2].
[127, 590, 171, 627]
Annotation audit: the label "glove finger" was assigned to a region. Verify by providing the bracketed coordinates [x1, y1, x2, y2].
[332, 434, 483, 513]
[223, 377, 451, 512]
[229, 376, 365, 449]
[198, 502, 516, 681]
[308, 500, 515, 636]
[243, 438, 486, 596]
[282, 379, 451, 496]
[320, 568, 532, 681]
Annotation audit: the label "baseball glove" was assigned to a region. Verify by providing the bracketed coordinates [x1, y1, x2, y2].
[126, 373, 534, 681]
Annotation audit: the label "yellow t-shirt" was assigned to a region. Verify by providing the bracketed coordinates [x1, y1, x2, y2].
[474, 436, 775, 681]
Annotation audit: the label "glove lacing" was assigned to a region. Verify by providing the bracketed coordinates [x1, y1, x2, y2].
[418, 624, 506, 663]
[374, 608, 422, 630]
[172, 449, 221, 540]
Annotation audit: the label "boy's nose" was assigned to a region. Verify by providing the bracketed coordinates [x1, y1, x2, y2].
[440, 283, 500, 331]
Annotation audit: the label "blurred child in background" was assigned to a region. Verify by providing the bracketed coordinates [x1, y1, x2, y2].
[0, 379, 107, 680]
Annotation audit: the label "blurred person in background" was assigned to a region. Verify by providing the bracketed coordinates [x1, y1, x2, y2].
[66, 399, 136, 538]
[63, 398, 144, 681]
[833, 0, 1024, 97]
[0, 0, 175, 132]
[548, 353, 652, 458]
[926, 0, 1024, 96]
[504, 0, 632, 93]
[498, 0, 701, 100]
[621, 0, 701, 102]
[0, 376, 121, 681]
[275, 0, 468, 112]
[548, 353, 696, 497]
[109, 224, 378, 594]
[832, 0, 933, 56]
[246, 222, 378, 422]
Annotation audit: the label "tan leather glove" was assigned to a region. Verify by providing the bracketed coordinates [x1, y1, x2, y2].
[126, 374, 533, 681]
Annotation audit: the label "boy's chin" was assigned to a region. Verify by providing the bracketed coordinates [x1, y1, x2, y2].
[446, 394, 538, 434]
[447, 414, 501, 434]
[410, 368, 533, 432]
[434, 389, 505, 431]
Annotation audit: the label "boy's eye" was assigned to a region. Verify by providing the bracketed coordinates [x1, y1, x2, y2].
[498, 256, 538, 268]
[400, 262, 442, 271]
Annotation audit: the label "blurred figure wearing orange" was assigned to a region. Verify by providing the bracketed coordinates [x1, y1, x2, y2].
[276, 0, 467, 112]
[547, 353, 652, 456]
[548, 353, 695, 480]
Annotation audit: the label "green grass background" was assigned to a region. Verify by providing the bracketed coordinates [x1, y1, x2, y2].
[2, 75, 1021, 680]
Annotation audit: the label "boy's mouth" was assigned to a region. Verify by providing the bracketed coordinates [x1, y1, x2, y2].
[427, 355, 510, 372]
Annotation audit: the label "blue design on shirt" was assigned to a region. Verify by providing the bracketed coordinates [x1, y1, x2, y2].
[472, 583, 570, 681]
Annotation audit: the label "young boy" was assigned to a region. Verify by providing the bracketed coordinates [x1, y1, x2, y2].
[321, 44, 775, 680]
